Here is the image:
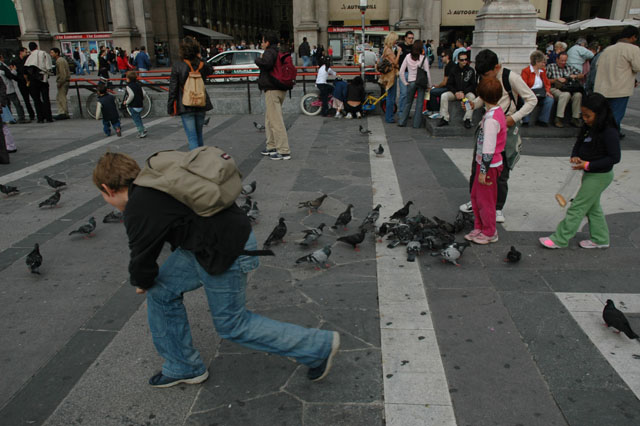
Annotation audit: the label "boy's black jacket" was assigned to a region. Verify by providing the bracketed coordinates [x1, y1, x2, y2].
[124, 184, 251, 289]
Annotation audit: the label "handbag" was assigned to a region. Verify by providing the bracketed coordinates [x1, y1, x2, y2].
[532, 87, 546, 98]
[415, 56, 429, 89]
[377, 57, 393, 74]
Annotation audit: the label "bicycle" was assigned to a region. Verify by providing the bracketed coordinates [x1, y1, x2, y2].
[300, 85, 397, 116]
[85, 86, 152, 119]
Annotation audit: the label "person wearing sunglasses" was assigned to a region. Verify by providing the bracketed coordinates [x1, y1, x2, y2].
[437, 51, 476, 128]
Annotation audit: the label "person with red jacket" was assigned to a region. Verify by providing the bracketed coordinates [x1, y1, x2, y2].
[117, 50, 134, 86]
[521, 50, 553, 127]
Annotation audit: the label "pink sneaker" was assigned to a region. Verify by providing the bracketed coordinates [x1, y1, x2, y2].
[539, 237, 560, 249]
[464, 229, 482, 241]
[579, 240, 609, 249]
[472, 232, 499, 245]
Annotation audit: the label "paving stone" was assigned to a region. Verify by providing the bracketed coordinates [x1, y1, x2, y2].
[303, 403, 384, 426]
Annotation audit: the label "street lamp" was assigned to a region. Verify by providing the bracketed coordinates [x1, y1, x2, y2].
[360, 0, 367, 81]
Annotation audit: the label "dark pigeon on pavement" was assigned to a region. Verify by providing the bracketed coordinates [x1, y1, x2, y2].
[373, 144, 384, 156]
[332, 204, 353, 230]
[298, 194, 327, 212]
[603, 299, 639, 339]
[337, 228, 367, 251]
[103, 211, 124, 223]
[254, 121, 266, 131]
[39, 190, 61, 208]
[69, 216, 97, 238]
[300, 223, 326, 246]
[247, 201, 259, 223]
[406, 240, 421, 262]
[240, 196, 252, 214]
[44, 175, 66, 190]
[26, 243, 42, 274]
[505, 246, 521, 263]
[390, 201, 413, 221]
[264, 218, 287, 247]
[241, 180, 257, 196]
[360, 204, 382, 231]
[359, 125, 372, 135]
[0, 184, 19, 196]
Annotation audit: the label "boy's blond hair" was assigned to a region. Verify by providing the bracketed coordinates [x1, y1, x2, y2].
[93, 152, 141, 193]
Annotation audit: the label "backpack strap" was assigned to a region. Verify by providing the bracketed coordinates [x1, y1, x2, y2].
[501, 68, 516, 115]
[241, 249, 275, 256]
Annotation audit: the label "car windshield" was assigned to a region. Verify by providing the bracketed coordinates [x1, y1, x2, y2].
[211, 53, 232, 66]
[234, 52, 254, 65]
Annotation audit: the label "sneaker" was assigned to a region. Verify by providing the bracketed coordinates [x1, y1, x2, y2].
[137, 130, 147, 138]
[464, 229, 482, 241]
[459, 201, 473, 213]
[346, 113, 353, 119]
[307, 332, 340, 381]
[472, 232, 499, 244]
[571, 118, 582, 128]
[148, 370, 209, 388]
[356, 112, 362, 119]
[579, 239, 609, 249]
[464, 119, 472, 129]
[334, 112, 342, 119]
[437, 118, 449, 127]
[554, 117, 564, 128]
[115, 128, 122, 137]
[539, 237, 560, 249]
[496, 210, 505, 223]
[428, 113, 441, 119]
[270, 153, 291, 161]
[261, 148, 276, 156]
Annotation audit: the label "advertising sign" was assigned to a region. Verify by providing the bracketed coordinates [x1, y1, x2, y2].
[329, 0, 389, 22]
[441, 0, 548, 26]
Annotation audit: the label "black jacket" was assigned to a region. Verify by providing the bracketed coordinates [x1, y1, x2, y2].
[255, 45, 279, 91]
[446, 64, 476, 95]
[167, 58, 213, 115]
[127, 81, 144, 108]
[10, 56, 28, 86]
[572, 126, 621, 173]
[124, 184, 252, 289]
[299, 41, 311, 57]
[97, 94, 119, 121]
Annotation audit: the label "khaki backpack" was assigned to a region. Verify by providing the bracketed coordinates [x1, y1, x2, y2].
[182, 60, 206, 107]
[134, 147, 242, 216]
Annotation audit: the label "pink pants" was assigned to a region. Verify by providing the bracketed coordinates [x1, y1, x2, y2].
[471, 164, 503, 236]
[3, 125, 16, 151]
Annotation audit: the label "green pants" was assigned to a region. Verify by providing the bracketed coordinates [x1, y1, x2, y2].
[550, 171, 613, 247]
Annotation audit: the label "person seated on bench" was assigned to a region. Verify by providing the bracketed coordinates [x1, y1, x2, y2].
[521, 50, 554, 127]
[438, 50, 476, 128]
[344, 76, 365, 119]
[547, 52, 583, 128]
[426, 48, 453, 117]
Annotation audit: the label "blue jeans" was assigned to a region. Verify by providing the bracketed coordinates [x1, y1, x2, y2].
[2, 106, 15, 123]
[398, 71, 409, 116]
[102, 118, 120, 135]
[523, 96, 553, 124]
[74, 60, 83, 75]
[129, 107, 145, 133]
[438, 56, 443, 69]
[302, 56, 311, 67]
[146, 232, 333, 378]
[181, 111, 205, 150]
[398, 82, 425, 128]
[385, 77, 397, 123]
[607, 97, 629, 131]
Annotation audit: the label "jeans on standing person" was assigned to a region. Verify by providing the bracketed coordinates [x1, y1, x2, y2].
[385, 77, 397, 123]
[302, 56, 311, 68]
[102, 118, 121, 136]
[138, 68, 148, 78]
[145, 232, 333, 379]
[129, 107, 145, 134]
[523, 96, 553, 124]
[438, 56, 443, 69]
[317, 83, 332, 116]
[398, 82, 425, 128]
[74, 60, 83, 75]
[398, 71, 409, 116]
[181, 111, 205, 150]
[2, 106, 15, 124]
[607, 97, 629, 132]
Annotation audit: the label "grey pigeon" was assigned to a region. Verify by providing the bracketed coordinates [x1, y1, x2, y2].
[26, 243, 42, 274]
[298, 194, 327, 212]
[69, 217, 97, 238]
[406, 240, 421, 262]
[431, 241, 470, 266]
[240, 196, 252, 214]
[39, 190, 61, 208]
[247, 201, 259, 222]
[373, 144, 384, 156]
[241, 180, 257, 196]
[359, 125, 372, 135]
[337, 228, 367, 251]
[0, 184, 19, 196]
[390, 201, 413, 221]
[103, 211, 123, 223]
[264, 218, 287, 247]
[296, 245, 332, 268]
[603, 299, 639, 339]
[360, 204, 382, 231]
[44, 175, 66, 190]
[254, 121, 266, 131]
[300, 223, 326, 246]
[505, 246, 521, 263]
[332, 204, 353, 230]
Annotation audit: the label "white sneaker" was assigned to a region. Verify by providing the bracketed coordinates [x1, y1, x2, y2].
[356, 112, 362, 119]
[346, 113, 353, 119]
[335, 111, 341, 118]
[429, 113, 441, 119]
[496, 210, 505, 223]
[459, 201, 473, 213]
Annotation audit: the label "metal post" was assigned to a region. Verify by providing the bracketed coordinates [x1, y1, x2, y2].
[247, 76, 252, 114]
[360, 1, 367, 82]
[75, 80, 83, 118]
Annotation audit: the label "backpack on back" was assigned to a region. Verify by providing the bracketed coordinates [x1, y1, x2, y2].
[134, 146, 242, 217]
[182, 60, 206, 107]
[270, 52, 297, 90]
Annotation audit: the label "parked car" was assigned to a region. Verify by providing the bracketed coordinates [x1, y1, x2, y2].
[206, 49, 264, 82]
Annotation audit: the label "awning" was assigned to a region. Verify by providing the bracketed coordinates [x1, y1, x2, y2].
[568, 17, 640, 32]
[536, 18, 569, 33]
[0, 0, 19, 26]
[183, 25, 233, 40]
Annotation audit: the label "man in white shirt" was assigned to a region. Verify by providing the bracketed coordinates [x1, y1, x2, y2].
[24, 42, 53, 123]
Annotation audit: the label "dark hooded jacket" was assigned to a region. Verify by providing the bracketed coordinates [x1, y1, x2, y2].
[255, 45, 279, 92]
[167, 58, 213, 115]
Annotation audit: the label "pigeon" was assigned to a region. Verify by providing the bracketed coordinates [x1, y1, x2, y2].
[103, 211, 123, 223]
[360, 204, 382, 231]
[253, 121, 266, 131]
[373, 144, 384, 156]
[296, 245, 332, 268]
[359, 125, 372, 135]
[69, 217, 97, 237]
[432, 216, 456, 234]
[431, 241, 470, 266]
[26, 243, 42, 274]
[390, 201, 413, 221]
[247, 201, 259, 222]
[298, 194, 327, 212]
[376, 222, 392, 241]
[264, 218, 287, 247]
[240, 196, 252, 214]
[504, 246, 521, 263]
[386, 223, 413, 248]
[44, 175, 66, 190]
[406, 240, 421, 262]
[332, 204, 353, 230]
[300, 223, 326, 246]
[453, 211, 474, 233]
[337, 228, 367, 251]
[603, 299, 639, 339]
[0, 184, 19, 196]
[241, 180, 257, 196]
[38, 190, 61, 208]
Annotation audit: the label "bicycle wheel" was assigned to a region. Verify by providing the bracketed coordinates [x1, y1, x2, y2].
[141, 92, 152, 118]
[380, 99, 397, 114]
[85, 93, 98, 119]
[300, 93, 322, 116]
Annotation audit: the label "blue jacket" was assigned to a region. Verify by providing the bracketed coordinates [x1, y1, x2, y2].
[332, 80, 348, 102]
[135, 51, 151, 70]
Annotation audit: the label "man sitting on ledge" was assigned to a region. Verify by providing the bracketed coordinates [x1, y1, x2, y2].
[438, 51, 477, 128]
[547, 52, 583, 128]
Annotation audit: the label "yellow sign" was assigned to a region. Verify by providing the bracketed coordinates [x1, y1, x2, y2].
[328, 0, 389, 23]
[441, 0, 548, 26]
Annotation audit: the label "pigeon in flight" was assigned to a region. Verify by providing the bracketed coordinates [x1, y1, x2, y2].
[390, 201, 413, 221]
[26, 243, 42, 274]
[247, 201, 259, 223]
[298, 194, 327, 212]
[332, 204, 353, 230]
[360, 204, 382, 231]
[504, 246, 521, 263]
[406, 240, 421, 262]
[103, 211, 123, 223]
[337, 228, 367, 251]
[254, 121, 266, 131]
[39, 190, 61, 208]
[241, 180, 257, 196]
[300, 223, 326, 246]
[373, 144, 384, 156]
[264, 218, 287, 247]
[603, 299, 639, 339]
[296, 245, 332, 269]
[44, 175, 66, 190]
[431, 241, 470, 266]
[0, 184, 19, 196]
[359, 125, 372, 135]
[69, 217, 97, 238]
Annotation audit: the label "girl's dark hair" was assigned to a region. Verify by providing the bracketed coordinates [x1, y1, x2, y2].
[410, 40, 422, 61]
[351, 76, 363, 86]
[580, 93, 618, 134]
[179, 36, 200, 60]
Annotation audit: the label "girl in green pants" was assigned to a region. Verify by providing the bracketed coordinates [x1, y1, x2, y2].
[540, 93, 621, 249]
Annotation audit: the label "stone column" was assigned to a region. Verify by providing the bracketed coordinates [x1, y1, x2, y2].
[422, 0, 442, 42]
[610, 0, 631, 20]
[389, 0, 401, 28]
[549, 0, 562, 22]
[472, 0, 537, 72]
[110, 0, 140, 53]
[399, 0, 420, 28]
[16, 0, 52, 45]
[295, 0, 319, 52]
